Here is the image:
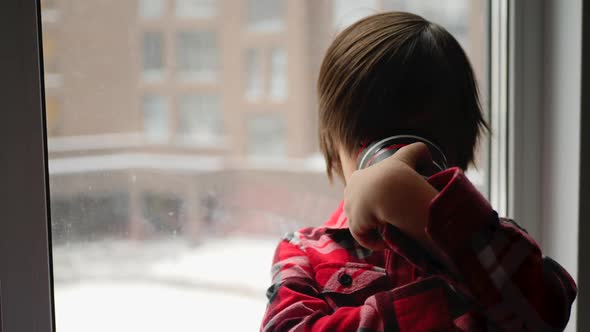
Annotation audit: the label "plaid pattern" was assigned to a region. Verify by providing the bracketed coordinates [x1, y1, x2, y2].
[260, 168, 577, 332]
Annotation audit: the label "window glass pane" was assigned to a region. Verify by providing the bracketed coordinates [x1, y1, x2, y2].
[269, 48, 287, 101]
[177, 94, 222, 144]
[245, 48, 262, 100]
[42, 1, 488, 331]
[176, 31, 217, 81]
[247, 114, 286, 157]
[175, 0, 217, 18]
[139, 0, 164, 19]
[143, 95, 169, 143]
[143, 32, 164, 81]
[247, 0, 284, 32]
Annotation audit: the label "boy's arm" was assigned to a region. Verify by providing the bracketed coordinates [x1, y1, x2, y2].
[345, 144, 577, 330]
[261, 235, 456, 332]
[424, 167, 577, 330]
[261, 237, 391, 332]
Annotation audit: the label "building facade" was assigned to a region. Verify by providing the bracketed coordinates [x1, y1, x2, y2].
[41, 0, 486, 242]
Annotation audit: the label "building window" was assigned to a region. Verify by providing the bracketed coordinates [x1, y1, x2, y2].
[142, 32, 164, 81]
[45, 96, 60, 136]
[177, 94, 222, 144]
[41, 0, 56, 9]
[143, 95, 169, 143]
[245, 48, 262, 101]
[43, 33, 58, 73]
[141, 192, 183, 234]
[176, 31, 217, 82]
[332, 0, 379, 30]
[175, 0, 217, 18]
[269, 48, 287, 101]
[51, 193, 130, 244]
[247, 0, 285, 32]
[139, 0, 164, 19]
[247, 114, 286, 157]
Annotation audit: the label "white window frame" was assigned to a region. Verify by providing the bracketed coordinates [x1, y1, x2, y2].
[498, 1, 584, 331]
[491, 0, 564, 244]
[507, 0, 544, 237]
[489, 0, 509, 218]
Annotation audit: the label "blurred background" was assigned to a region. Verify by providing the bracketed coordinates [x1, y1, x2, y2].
[40, 0, 488, 331]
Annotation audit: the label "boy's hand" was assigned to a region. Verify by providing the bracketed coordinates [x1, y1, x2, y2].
[344, 143, 439, 251]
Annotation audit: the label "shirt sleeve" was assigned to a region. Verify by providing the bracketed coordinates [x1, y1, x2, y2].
[260, 234, 456, 332]
[425, 167, 578, 331]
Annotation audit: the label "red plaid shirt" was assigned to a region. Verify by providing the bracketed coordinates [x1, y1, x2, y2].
[260, 168, 577, 331]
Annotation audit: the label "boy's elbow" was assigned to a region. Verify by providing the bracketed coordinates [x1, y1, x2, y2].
[541, 257, 577, 329]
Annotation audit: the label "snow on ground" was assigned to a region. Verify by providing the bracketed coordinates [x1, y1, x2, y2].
[150, 237, 277, 295]
[53, 236, 278, 332]
[55, 282, 267, 332]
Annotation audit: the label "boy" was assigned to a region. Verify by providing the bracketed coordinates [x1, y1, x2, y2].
[260, 12, 576, 331]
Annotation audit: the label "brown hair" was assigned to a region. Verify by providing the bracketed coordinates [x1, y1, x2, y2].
[318, 12, 488, 180]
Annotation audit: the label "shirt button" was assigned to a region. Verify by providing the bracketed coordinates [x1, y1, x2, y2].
[266, 284, 276, 300]
[338, 273, 353, 287]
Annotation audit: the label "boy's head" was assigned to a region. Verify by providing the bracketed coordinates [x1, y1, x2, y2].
[318, 12, 488, 181]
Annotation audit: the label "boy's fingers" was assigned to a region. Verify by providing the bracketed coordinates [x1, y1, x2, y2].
[393, 142, 433, 170]
[348, 215, 386, 251]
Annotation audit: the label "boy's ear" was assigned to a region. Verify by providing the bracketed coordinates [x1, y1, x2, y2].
[331, 160, 345, 184]
[337, 144, 362, 185]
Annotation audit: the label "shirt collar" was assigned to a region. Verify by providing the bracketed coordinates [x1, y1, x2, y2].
[323, 200, 348, 229]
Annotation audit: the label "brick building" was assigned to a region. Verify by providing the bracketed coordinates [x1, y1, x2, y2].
[41, 0, 485, 241]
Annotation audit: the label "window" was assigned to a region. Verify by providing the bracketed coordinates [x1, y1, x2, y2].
[245, 48, 262, 100]
[42, 30, 61, 87]
[246, 48, 287, 102]
[37, 1, 489, 331]
[247, 114, 286, 158]
[177, 94, 222, 144]
[247, 0, 284, 32]
[40, 0, 59, 21]
[45, 95, 60, 136]
[142, 32, 164, 81]
[143, 95, 169, 143]
[141, 192, 183, 234]
[175, 0, 217, 18]
[41, 0, 56, 10]
[51, 193, 130, 244]
[139, 0, 164, 19]
[176, 31, 217, 81]
[269, 47, 287, 101]
[42, 32, 58, 73]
